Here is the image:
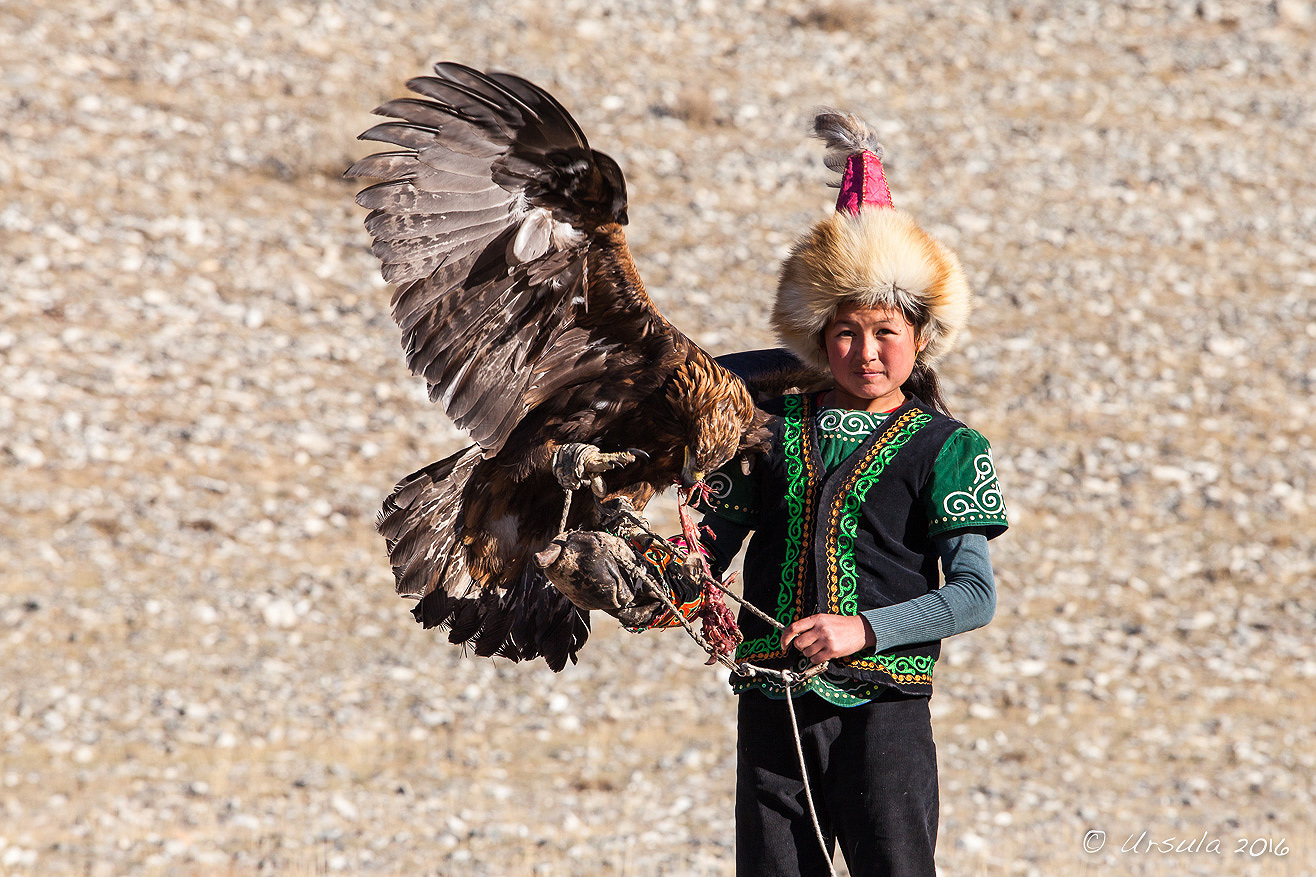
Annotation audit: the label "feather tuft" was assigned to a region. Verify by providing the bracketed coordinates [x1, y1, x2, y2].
[811, 109, 882, 172]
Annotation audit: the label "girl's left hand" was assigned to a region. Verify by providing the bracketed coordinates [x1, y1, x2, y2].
[781, 613, 876, 663]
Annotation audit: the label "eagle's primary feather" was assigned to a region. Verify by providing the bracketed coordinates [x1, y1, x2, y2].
[350, 63, 781, 670]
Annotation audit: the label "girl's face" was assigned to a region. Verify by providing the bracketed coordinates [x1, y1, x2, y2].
[822, 303, 924, 412]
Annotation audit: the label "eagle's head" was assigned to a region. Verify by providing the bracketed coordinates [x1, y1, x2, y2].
[668, 358, 760, 488]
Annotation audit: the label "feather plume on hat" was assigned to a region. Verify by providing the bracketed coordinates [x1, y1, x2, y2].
[772, 111, 971, 372]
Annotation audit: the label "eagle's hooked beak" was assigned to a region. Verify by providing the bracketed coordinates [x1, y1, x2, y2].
[680, 446, 705, 488]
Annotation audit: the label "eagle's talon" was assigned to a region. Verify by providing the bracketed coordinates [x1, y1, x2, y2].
[552, 442, 640, 494]
[682, 552, 712, 583]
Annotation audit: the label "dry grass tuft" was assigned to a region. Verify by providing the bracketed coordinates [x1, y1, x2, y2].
[658, 87, 724, 128]
[793, 0, 879, 33]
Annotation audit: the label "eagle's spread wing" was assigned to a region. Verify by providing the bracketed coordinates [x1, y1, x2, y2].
[349, 63, 636, 452]
[350, 63, 762, 670]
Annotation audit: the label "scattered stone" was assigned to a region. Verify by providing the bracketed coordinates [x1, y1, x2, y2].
[1, 2, 1311, 875]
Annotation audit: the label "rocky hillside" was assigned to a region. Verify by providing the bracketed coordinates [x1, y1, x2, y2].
[2, 0, 1313, 874]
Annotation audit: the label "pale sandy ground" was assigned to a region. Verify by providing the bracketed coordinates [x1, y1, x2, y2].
[2, 1, 1314, 875]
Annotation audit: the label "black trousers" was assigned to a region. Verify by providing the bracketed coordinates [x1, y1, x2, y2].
[735, 689, 938, 877]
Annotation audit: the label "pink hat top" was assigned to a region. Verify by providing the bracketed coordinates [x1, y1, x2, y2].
[836, 151, 893, 215]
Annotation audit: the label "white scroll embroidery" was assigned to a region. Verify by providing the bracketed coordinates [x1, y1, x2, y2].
[941, 450, 1004, 519]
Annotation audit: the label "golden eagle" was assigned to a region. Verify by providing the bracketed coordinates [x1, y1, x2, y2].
[348, 64, 811, 670]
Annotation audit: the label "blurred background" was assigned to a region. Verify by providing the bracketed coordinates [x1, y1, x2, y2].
[1, 0, 1313, 874]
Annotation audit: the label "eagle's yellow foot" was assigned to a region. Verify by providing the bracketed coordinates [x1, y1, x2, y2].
[551, 443, 646, 497]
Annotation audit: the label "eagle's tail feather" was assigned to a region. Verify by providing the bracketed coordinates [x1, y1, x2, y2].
[505, 568, 589, 672]
[411, 587, 459, 630]
[470, 594, 517, 658]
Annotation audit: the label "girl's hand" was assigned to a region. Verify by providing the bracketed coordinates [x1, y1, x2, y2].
[781, 613, 876, 663]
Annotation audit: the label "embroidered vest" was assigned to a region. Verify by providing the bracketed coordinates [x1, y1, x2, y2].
[735, 393, 963, 695]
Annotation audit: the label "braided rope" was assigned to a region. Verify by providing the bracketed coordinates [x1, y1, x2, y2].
[637, 516, 838, 873]
[783, 673, 840, 877]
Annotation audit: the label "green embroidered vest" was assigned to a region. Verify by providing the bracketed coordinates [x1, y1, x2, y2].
[731, 393, 965, 695]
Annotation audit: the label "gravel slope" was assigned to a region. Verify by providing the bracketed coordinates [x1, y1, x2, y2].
[2, 1, 1314, 874]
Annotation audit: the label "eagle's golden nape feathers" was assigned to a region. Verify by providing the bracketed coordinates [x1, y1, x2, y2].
[663, 355, 760, 484]
[354, 63, 795, 670]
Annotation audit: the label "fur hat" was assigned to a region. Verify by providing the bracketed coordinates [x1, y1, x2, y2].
[772, 112, 972, 372]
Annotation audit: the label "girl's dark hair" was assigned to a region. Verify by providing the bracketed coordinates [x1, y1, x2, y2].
[894, 300, 952, 417]
[903, 359, 951, 417]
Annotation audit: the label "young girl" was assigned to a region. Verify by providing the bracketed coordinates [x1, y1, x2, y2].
[693, 114, 1008, 877]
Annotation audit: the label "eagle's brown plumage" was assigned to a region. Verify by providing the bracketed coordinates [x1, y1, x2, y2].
[349, 63, 773, 670]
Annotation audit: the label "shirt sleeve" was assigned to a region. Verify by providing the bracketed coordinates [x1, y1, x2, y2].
[859, 532, 997, 652]
[697, 513, 752, 580]
[687, 455, 758, 579]
[921, 427, 1008, 540]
